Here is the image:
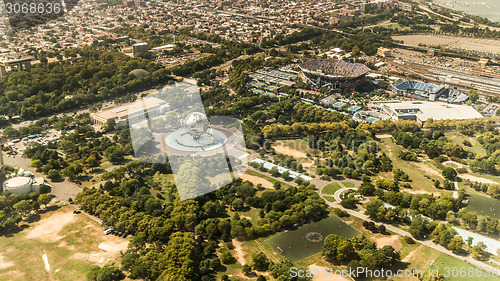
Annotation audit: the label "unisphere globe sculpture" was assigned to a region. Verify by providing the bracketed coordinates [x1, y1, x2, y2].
[182, 112, 210, 141]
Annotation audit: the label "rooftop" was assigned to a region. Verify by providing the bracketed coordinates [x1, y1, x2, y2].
[383, 101, 483, 121]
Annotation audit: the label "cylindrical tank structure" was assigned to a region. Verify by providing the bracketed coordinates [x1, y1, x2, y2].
[3, 177, 33, 195]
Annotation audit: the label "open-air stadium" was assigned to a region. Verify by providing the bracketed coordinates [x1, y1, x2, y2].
[352, 110, 390, 123]
[390, 79, 469, 104]
[299, 59, 371, 89]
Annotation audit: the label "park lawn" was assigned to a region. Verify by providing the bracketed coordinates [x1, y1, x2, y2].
[393, 244, 440, 281]
[324, 196, 336, 203]
[0, 205, 129, 281]
[444, 132, 486, 156]
[425, 252, 500, 281]
[379, 138, 441, 193]
[266, 215, 360, 262]
[342, 182, 355, 188]
[466, 192, 500, 220]
[237, 208, 261, 221]
[322, 183, 342, 195]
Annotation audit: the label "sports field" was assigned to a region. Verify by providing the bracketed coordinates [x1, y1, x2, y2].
[322, 183, 342, 195]
[467, 193, 500, 220]
[266, 215, 360, 262]
[425, 252, 500, 281]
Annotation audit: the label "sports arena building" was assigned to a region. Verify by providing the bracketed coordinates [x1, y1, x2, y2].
[390, 79, 469, 104]
[299, 59, 371, 89]
[373, 101, 483, 123]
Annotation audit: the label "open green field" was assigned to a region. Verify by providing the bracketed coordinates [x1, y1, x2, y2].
[323, 196, 335, 202]
[467, 193, 500, 220]
[0, 205, 129, 281]
[444, 132, 486, 156]
[425, 252, 500, 281]
[266, 215, 360, 262]
[342, 182, 355, 188]
[379, 138, 441, 192]
[322, 182, 342, 195]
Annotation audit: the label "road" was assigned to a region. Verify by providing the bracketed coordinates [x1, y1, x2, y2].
[2, 153, 81, 201]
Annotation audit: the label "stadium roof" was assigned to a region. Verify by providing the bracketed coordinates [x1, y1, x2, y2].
[382, 101, 483, 122]
[299, 59, 370, 78]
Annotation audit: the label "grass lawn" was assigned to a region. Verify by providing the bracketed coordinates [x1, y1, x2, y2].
[0, 205, 128, 281]
[444, 132, 486, 156]
[425, 252, 500, 281]
[322, 183, 342, 195]
[266, 215, 360, 262]
[324, 196, 335, 203]
[342, 182, 355, 188]
[393, 244, 440, 281]
[379, 138, 441, 193]
[466, 192, 500, 220]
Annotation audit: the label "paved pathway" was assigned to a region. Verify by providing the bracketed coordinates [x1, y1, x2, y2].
[2, 153, 81, 201]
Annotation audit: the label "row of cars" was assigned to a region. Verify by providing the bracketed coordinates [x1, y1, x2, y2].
[104, 228, 129, 238]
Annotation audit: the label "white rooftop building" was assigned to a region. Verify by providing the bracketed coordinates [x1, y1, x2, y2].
[377, 101, 483, 123]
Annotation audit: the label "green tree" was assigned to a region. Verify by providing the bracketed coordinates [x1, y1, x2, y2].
[409, 216, 427, 239]
[86, 263, 125, 281]
[251, 252, 270, 271]
[242, 264, 252, 275]
[31, 159, 43, 170]
[38, 194, 51, 207]
[13, 200, 31, 216]
[442, 167, 457, 180]
[471, 242, 487, 260]
[47, 169, 61, 181]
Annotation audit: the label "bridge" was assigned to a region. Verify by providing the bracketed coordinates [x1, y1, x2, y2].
[0, 57, 33, 77]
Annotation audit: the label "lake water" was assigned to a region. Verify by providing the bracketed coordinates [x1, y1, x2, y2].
[433, 0, 500, 22]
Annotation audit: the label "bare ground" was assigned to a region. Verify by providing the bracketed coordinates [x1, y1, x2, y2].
[374, 235, 402, 252]
[25, 212, 76, 241]
[240, 174, 274, 189]
[273, 145, 307, 158]
[460, 174, 498, 184]
[232, 239, 246, 265]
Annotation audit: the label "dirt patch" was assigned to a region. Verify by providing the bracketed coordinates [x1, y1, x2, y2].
[308, 265, 353, 281]
[273, 145, 307, 158]
[414, 162, 443, 178]
[0, 253, 14, 270]
[25, 211, 75, 241]
[402, 189, 438, 195]
[460, 174, 498, 184]
[72, 239, 129, 266]
[98, 241, 129, 253]
[375, 134, 392, 139]
[241, 174, 274, 189]
[374, 235, 402, 252]
[232, 239, 246, 265]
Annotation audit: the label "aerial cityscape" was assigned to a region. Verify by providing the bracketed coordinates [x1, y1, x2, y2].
[0, 0, 499, 280]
